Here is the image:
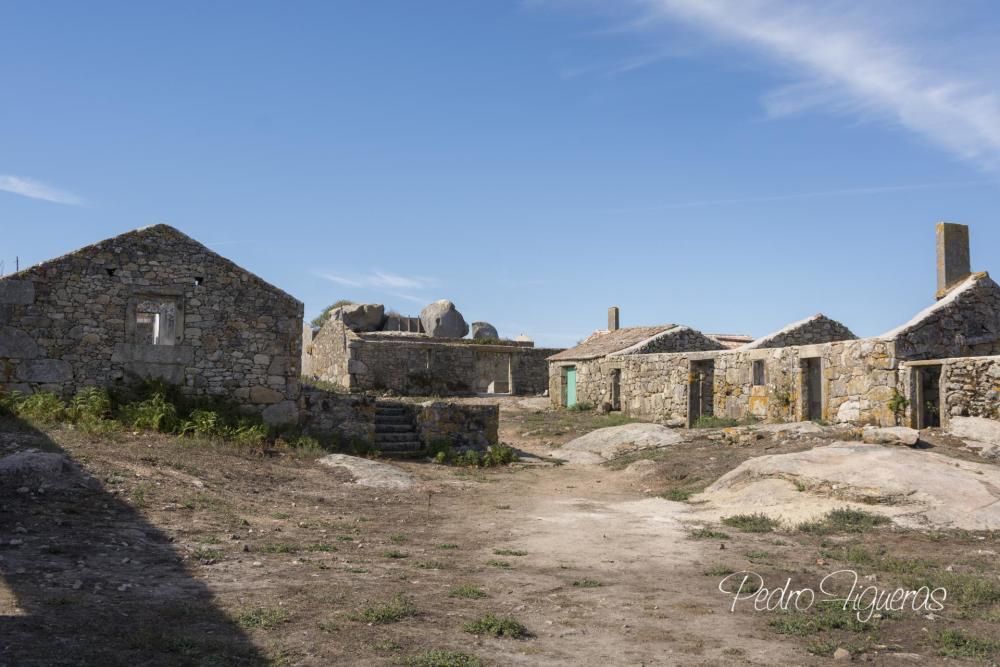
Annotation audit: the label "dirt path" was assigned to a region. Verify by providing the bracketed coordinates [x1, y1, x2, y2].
[424, 458, 813, 666]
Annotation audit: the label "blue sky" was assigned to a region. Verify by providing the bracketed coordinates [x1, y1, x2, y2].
[3, 1, 1000, 347]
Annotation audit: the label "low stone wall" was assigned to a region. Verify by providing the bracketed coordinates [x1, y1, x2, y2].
[938, 355, 1000, 420]
[297, 387, 375, 444]
[309, 322, 559, 396]
[413, 402, 499, 450]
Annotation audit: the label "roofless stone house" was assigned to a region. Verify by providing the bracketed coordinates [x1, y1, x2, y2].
[0, 224, 304, 424]
[549, 223, 1000, 429]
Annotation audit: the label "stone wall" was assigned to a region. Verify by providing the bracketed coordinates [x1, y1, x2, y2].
[0, 225, 304, 423]
[310, 320, 352, 387]
[710, 339, 900, 425]
[937, 355, 1000, 420]
[551, 338, 904, 427]
[297, 387, 376, 443]
[301, 324, 315, 377]
[309, 323, 560, 396]
[745, 314, 856, 349]
[413, 401, 499, 449]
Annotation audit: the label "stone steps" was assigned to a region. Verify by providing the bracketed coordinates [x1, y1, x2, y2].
[374, 401, 421, 455]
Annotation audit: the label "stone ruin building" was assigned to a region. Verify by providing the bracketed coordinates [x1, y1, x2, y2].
[0, 224, 305, 425]
[549, 223, 1000, 429]
[305, 300, 562, 396]
[0, 225, 505, 451]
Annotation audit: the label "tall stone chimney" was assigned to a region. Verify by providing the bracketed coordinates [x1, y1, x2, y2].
[608, 306, 620, 332]
[936, 222, 971, 299]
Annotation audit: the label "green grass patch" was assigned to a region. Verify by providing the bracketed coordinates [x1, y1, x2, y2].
[486, 559, 511, 569]
[661, 488, 698, 502]
[798, 508, 891, 535]
[191, 547, 223, 563]
[493, 549, 527, 557]
[721, 513, 780, 533]
[688, 528, 730, 540]
[691, 415, 757, 429]
[416, 560, 449, 570]
[354, 594, 417, 624]
[934, 629, 1000, 659]
[406, 649, 482, 667]
[449, 584, 488, 599]
[437, 543, 459, 550]
[383, 549, 409, 559]
[768, 605, 872, 637]
[571, 579, 602, 588]
[463, 613, 528, 638]
[702, 565, 734, 577]
[236, 606, 289, 630]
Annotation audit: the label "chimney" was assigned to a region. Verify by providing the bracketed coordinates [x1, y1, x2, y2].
[608, 306, 620, 332]
[936, 222, 971, 299]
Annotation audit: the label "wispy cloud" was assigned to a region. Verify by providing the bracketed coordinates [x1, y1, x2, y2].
[318, 270, 437, 291]
[562, 0, 1000, 169]
[0, 174, 84, 206]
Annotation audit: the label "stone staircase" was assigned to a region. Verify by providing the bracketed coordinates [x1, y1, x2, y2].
[374, 401, 422, 455]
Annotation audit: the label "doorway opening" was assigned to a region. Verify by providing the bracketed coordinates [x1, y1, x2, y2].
[914, 365, 942, 428]
[610, 369, 621, 411]
[801, 357, 823, 421]
[688, 359, 714, 426]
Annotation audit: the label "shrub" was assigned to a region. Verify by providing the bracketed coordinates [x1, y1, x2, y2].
[120, 392, 179, 432]
[463, 613, 527, 638]
[15, 392, 66, 424]
[68, 387, 112, 424]
[0, 390, 19, 416]
[431, 443, 519, 467]
[179, 409, 223, 438]
[223, 421, 268, 446]
[311, 300, 356, 328]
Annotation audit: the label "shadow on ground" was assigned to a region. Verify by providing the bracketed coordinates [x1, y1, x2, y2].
[0, 416, 264, 666]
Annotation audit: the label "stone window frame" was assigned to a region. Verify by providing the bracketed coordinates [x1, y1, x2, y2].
[125, 287, 186, 346]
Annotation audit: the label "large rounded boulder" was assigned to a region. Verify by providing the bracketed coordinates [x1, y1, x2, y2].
[471, 321, 499, 340]
[420, 300, 469, 338]
[330, 303, 386, 332]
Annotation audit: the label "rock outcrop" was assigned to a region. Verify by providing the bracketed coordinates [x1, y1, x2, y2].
[330, 303, 386, 332]
[692, 442, 1000, 530]
[420, 300, 469, 338]
[558, 423, 684, 464]
[471, 321, 499, 340]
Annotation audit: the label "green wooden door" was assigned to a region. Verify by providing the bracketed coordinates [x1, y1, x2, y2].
[565, 367, 577, 407]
